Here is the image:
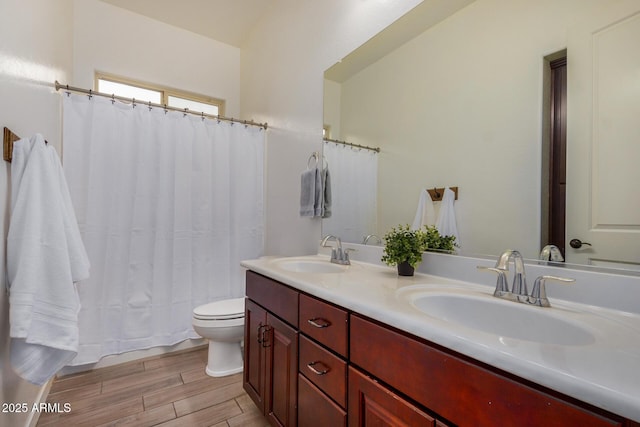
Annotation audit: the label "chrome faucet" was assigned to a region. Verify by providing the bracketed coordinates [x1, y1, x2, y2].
[494, 249, 528, 300]
[478, 249, 574, 307]
[539, 245, 564, 262]
[362, 234, 382, 245]
[321, 235, 351, 265]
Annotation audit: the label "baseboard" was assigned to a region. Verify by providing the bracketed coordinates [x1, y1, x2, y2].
[58, 338, 206, 376]
[25, 378, 53, 427]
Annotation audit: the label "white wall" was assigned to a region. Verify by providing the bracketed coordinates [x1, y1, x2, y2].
[240, 0, 422, 256]
[323, 79, 342, 140]
[73, 0, 241, 117]
[0, 1, 74, 424]
[337, 0, 606, 258]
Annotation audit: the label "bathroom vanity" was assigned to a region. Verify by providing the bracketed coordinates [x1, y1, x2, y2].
[241, 254, 640, 427]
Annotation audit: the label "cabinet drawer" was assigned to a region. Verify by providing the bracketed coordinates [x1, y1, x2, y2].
[298, 374, 346, 427]
[299, 294, 348, 356]
[351, 315, 623, 427]
[246, 271, 298, 327]
[349, 366, 437, 427]
[299, 335, 346, 408]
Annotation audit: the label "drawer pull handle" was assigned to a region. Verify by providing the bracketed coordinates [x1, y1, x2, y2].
[308, 318, 331, 328]
[307, 361, 330, 375]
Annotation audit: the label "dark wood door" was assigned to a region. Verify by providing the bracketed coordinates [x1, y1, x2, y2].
[265, 313, 298, 427]
[548, 56, 567, 256]
[244, 299, 267, 412]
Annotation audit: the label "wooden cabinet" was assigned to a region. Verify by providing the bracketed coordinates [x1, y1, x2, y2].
[244, 271, 299, 427]
[245, 270, 639, 427]
[350, 314, 627, 427]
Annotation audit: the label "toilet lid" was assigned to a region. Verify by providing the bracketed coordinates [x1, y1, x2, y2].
[193, 297, 245, 320]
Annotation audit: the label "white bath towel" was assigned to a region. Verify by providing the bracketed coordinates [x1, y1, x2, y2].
[300, 167, 316, 217]
[435, 187, 460, 244]
[411, 189, 436, 230]
[7, 134, 90, 385]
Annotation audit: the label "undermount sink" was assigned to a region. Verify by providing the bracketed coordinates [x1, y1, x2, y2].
[407, 291, 595, 346]
[273, 258, 347, 274]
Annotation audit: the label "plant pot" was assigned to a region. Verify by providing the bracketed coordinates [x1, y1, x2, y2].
[397, 261, 415, 276]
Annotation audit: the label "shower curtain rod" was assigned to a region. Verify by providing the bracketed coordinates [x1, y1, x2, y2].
[54, 81, 268, 130]
[323, 137, 380, 153]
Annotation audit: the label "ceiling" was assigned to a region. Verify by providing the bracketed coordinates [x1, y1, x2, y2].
[100, 0, 475, 80]
[100, 0, 275, 48]
[325, 0, 476, 83]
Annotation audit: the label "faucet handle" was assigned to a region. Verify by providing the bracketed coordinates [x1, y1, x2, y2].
[343, 248, 355, 262]
[477, 266, 510, 297]
[530, 275, 575, 307]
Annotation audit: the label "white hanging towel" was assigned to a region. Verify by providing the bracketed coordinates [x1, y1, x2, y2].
[7, 134, 90, 385]
[411, 189, 436, 230]
[435, 187, 460, 244]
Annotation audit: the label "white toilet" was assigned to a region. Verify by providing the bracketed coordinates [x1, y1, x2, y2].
[192, 297, 245, 377]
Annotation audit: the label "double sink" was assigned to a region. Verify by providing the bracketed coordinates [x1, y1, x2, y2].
[270, 255, 596, 346]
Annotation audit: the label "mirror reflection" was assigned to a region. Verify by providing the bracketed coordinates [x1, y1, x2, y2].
[322, 0, 640, 272]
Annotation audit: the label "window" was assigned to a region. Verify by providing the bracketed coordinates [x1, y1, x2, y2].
[323, 125, 331, 139]
[95, 72, 225, 116]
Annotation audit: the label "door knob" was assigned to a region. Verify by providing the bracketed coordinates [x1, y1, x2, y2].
[569, 239, 592, 249]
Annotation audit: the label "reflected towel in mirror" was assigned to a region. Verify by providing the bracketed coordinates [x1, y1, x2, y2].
[435, 187, 460, 245]
[412, 189, 436, 229]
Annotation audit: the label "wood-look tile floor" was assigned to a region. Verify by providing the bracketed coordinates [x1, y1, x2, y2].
[37, 347, 269, 427]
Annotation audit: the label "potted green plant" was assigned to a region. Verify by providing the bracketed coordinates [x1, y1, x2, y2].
[381, 224, 457, 276]
[381, 225, 428, 276]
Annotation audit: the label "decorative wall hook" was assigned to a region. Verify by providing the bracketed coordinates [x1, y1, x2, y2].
[4, 127, 48, 163]
[427, 186, 458, 201]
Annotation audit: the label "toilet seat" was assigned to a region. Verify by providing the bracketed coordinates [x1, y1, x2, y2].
[193, 297, 245, 321]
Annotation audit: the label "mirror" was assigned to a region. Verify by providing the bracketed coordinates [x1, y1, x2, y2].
[322, 0, 640, 272]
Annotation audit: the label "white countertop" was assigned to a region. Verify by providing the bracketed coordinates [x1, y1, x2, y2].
[241, 254, 640, 422]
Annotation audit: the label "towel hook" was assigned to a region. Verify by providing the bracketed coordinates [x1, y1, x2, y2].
[433, 187, 441, 198]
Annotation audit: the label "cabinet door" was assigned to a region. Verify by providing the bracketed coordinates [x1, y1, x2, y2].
[265, 313, 298, 427]
[298, 374, 347, 427]
[348, 367, 436, 427]
[244, 299, 267, 412]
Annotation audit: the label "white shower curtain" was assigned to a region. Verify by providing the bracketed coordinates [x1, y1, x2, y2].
[62, 93, 264, 365]
[322, 143, 378, 243]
